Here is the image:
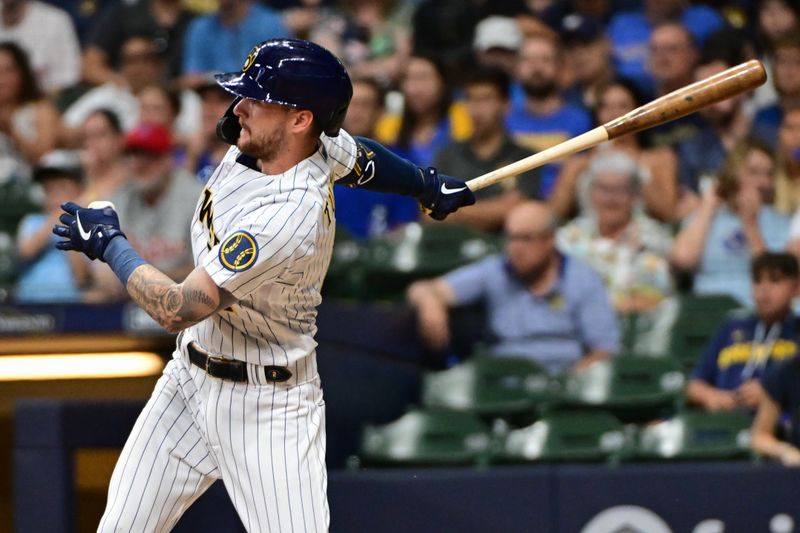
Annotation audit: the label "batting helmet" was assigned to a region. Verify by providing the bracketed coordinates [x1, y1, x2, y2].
[215, 39, 353, 137]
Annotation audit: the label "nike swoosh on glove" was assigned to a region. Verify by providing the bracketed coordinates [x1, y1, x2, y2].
[52, 201, 127, 261]
[417, 167, 476, 221]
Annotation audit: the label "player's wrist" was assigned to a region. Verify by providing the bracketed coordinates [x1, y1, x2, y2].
[103, 235, 147, 285]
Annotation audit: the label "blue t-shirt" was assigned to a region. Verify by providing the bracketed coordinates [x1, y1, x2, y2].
[608, 6, 724, 94]
[751, 104, 782, 150]
[182, 4, 290, 75]
[14, 214, 80, 303]
[692, 206, 791, 306]
[692, 314, 800, 391]
[676, 125, 727, 193]
[390, 119, 452, 168]
[444, 254, 619, 375]
[505, 102, 592, 197]
[763, 356, 800, 448]
[333, 186, 419, 240]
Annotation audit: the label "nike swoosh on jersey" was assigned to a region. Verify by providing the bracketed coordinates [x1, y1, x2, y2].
[76, 212, 92, 240]
[440, 183, 467, 194]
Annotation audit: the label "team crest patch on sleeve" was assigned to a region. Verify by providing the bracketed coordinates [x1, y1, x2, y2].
[219, 231, 258, 272]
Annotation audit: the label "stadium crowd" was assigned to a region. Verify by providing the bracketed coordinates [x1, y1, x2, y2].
[3, 0, 800, 462]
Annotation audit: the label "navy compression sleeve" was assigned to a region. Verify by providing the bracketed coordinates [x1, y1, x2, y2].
[338, 136, 428, 197]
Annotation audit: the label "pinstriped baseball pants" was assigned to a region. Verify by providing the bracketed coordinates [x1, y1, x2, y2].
[98, 354, 328, 533]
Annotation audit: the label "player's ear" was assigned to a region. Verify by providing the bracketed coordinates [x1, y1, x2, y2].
[290, 109, 315, 134]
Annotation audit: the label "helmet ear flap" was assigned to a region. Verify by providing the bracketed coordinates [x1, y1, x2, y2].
[216, 97, 243, 145]
[323, 103, 349, 137]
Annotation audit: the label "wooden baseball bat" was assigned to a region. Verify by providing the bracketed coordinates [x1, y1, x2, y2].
[466, 59, 767, 192]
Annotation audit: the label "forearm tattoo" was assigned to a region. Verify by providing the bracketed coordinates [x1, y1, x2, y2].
[126, 266, 218, 333]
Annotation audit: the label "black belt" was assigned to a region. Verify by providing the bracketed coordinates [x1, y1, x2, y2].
[187, 343, 292, 383]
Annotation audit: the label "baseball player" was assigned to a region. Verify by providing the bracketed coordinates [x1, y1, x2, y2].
[53, 39, 475, 532]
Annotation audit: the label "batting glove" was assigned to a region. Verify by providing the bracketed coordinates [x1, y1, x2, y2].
[418, 168, 476, 221]
[52, 201, 127, 261]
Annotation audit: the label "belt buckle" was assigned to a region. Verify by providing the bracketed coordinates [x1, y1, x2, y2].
[205, 355, 228, 377]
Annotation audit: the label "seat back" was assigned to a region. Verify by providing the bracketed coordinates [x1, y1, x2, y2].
[637, 410, 752, 460]
[669, 294, 742, 371]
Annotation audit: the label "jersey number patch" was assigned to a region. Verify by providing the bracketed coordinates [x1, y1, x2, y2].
[199, 188, 220, 250]
[219, 230, 258, 272]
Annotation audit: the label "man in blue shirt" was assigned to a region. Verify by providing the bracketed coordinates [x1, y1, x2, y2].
[506, 34, 592, 197]
[181, 0, 290, 87]
[751, 34, 800, 149]
[407, 201, 619, 375]
[687, 252, 800, 412]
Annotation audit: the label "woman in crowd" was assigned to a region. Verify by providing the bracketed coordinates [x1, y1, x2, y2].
[79, 109, 127, 203]
[548, 78, 677, 222]
[378, 54, 470, 167]
[672, 139, 791, 306]
[0, 42, 60, 165]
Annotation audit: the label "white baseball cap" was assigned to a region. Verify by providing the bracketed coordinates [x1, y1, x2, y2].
[473, 16, 523, 53]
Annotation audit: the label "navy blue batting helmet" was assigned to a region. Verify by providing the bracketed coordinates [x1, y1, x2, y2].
[215, 39, 353, 137]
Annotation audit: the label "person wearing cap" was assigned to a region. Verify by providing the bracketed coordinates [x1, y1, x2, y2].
[473, 16, 524, 78]
[560, 14, 615, 111]
[15, 151, 86, 302]
[92, 122, 201, 300]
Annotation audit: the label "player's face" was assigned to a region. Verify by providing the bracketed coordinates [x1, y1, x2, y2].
[753, 269, 798, 323]
[233, 98, 290, 162]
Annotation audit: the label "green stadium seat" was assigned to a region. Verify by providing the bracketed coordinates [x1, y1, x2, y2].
[421, 355, 557, 416]
[359, 408, 492, 466]
[636, 410, 752, 460]
[668, 293, 742, 371]
[322, 228, 364, 298]
[561, 357, 685, 422]
[496, 410, 628, 462]
[359, 222, 498, 301]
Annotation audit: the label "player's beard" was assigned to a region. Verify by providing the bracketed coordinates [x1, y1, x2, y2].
[237, 124, 287, 163]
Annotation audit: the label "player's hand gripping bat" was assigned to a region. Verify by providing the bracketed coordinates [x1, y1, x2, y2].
[466, 60, 767, 192]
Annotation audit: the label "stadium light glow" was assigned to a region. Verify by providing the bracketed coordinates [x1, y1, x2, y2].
[0, 352, 164, 381]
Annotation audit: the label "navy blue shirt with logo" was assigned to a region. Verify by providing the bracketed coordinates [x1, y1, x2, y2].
[763, 356, 800, 448]
[692, 314, 800, 391]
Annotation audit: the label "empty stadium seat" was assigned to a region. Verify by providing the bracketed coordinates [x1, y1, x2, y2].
[322, 228, 365, 298]
[421, 355, 557, 416]
[359, 408, 492, 466]
[668, 293, 742, 371]
[636, 410, 752, 460]
[496, 410, 628, 462]
[359, 222, 499, 301]
[561, 357, 685, 422]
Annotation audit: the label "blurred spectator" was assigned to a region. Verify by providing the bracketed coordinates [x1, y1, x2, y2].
[472, 16, 523, 77]
[435, 67, 541, 233]
[136, 82, 201, 152]
[82, 0, 192, 85]
[506, 34, 592, 197]
[781, 110, 800, 226]
[184, 76, 233, 183]
[0, 42, 60, 165]
[378, 54, 470, 167]
[607, 0, 724, 93]
[752, 341, 800, 466]
[180, 0, 289, 87]
[343, 0, 413, 87]
[0, 0, 80, 93]
[746, 0, 798, 116]
[645, 22, 703, 146]
[557, 150, 674, 314]
[688, 252, 799, 413]
[14, 150, 86, 302]
[675, 36, 751, 210]
[407, 201, 620, 376]
[549, 79, 678, 222]
[672, 140, 791, 306]
[64, 35, 161, 139]
[752, 34, 800, 149]
[412, 0, 481, 80]
[92, 123, 200, 299]
[79, 109, 127, 202]
[560, 13, 615, 111]
[334, 77, 418, 239]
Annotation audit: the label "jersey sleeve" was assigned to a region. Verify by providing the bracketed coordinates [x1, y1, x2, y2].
[321, 130, 357, 180]
[201, 194, 321, 300]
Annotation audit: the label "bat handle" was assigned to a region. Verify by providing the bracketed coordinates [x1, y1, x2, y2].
[466, 127, 609, 192]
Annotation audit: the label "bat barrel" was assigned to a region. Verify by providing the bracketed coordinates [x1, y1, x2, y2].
[604, 59, 766, 140]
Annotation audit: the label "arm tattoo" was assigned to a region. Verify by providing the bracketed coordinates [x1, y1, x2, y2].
[127, 265, 218, 333]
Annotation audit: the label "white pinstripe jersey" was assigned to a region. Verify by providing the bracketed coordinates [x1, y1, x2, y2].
[181, 131, 357, 367]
